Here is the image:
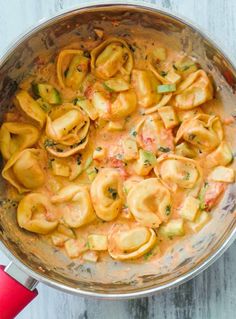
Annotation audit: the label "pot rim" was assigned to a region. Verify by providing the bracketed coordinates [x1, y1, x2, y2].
[0, 1, 235, 299]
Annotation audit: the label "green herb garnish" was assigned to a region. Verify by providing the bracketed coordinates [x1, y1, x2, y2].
[160, 71, 168, 77]
[103, 83, 114, 92]
[83, 51, 91, 58]
[44, 139, 55, 148]
[73, 97, 85, 105]
[183, 172, 190, 181]
[108, 187, 118, 200]
[165, 205, 171, 216]
[130, 129, 137, 137]
[188, 134, 196, 141]
[144, 159, 151, 166]
[96, 146, 102, 151]
[77, 154, 82, 165]
[144, 251, 153, 260]
[158, 146, 170, 153]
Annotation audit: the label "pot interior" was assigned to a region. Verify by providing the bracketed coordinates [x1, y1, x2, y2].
[0, 4, 236, 296]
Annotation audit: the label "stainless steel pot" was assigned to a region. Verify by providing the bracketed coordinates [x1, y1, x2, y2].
[0, 1, 235, 311]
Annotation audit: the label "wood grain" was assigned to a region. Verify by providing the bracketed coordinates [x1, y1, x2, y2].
[0, 0, 236, 318]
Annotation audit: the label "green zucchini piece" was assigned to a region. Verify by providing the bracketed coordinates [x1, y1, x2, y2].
[159, 219, 185, 238]
[157, 84, 176, 93]
[33, 83, 61, 104]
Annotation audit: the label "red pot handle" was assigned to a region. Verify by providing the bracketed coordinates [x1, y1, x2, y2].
[0, 265, 38, 319]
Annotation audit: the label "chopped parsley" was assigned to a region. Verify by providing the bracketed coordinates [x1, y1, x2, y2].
[183, 172, 190, 181]
[188, 133, 196, 141]
[83, 51, 91, 58]
[160, 71, 168, 77]
[130, 129, 137, 137]
[165, 205, 171, 216]
[144, 159, 151, 166]
[77, 154, 82, 165]
[116, 153, 123, 160]
[96, 146, 102, 151]
[144, 251, 153, 260]
[73, 97, 85, 105]
[103, 83, 114, 92]
[44, 139, 55, 148]
[128, 44, 136, 52]
[173, 64, 178, 70]
[108, 187, 118, 200]
[158, 146, 171, 153]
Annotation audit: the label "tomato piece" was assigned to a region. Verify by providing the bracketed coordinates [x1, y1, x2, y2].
[203, 182, 226, 211]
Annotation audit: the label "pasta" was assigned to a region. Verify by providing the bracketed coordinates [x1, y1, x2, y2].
[17, 193, 58, 234]
[91, 38, 133, 79]
[90, 168, 124, 221]
[127, 178, 171, 227]
[51, 184, 96, 228]
[2, 149, 46, 193]
[108, 225, 157, 260]
[155, 154, 202, 191]
[176, 114, 223, 151]
[0, 122, 39, 160]
[0, 34, 234, 264]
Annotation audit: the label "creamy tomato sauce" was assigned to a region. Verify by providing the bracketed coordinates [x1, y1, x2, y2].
[0, 30, 235, 266]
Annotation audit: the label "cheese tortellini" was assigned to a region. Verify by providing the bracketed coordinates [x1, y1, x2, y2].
[51, 184, 96, 228]
[174, 70, 213, 109]
[2, 149, 46, 193]
[92, 89, 137, 120]
[91, 38, 133, 79]
[135, 115, 174, 154]
[0, 122, 39, 160]
[108, 225, 157, 260]
[127, 178, 171, 227]
[14, 90, 46, 128]
[131, 69, 161, 108]
[176, 114, 223, 151]
[90, 168, 124, 221]
[155, 155, 202, 190]
[17, 193, 58, 234]
[43, 103, 90, 157]
[57, 49, 90, 89]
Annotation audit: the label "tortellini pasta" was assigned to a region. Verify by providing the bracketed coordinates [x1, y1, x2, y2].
[17, 193, 58, 234]
[51, 184, 96, 228]
[135, 114, 174, 154]
[131, 69, 161, 108]
[155, 155, 202, 190]
[176, 114, 223, 151]
[90, 168, 124, 221]
[2, 149, 46, 193]
[14, 90, 46, 128]
[108, 225, 157, 260]
[127, 178, 172, 227]
[0, 122, 39, 160]
[57, 49, 90, 89]
[91, 38, 133, 79]
[43, 103, 90, 157]
[174, 70, 213, 109]
[92, 89, 137, 120]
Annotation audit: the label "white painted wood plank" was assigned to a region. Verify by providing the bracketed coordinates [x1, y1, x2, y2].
[0, 1, 235, 318]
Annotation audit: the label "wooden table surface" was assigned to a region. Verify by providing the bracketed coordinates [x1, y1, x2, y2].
[0, 0, 236, 318]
